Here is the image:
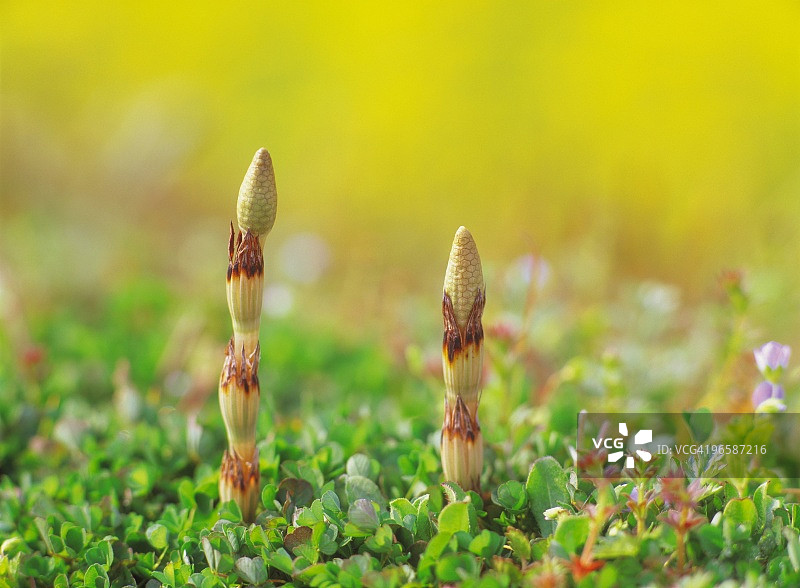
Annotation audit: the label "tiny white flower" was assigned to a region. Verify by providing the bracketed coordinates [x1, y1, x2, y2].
[543, 506, 569, 521]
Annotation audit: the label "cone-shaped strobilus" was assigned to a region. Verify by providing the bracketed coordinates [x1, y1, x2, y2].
[441, 226, 485, 492]
[219, 148, 277, 522]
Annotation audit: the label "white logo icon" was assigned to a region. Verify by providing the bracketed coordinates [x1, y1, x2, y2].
[608, 423, 653, 468]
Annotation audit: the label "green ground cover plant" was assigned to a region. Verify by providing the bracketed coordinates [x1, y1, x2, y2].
[2, 264, 799, 586]
[1, 155, 798, 586]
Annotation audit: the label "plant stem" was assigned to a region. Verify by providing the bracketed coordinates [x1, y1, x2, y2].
[636, 481, 646, 536]
[218, 148, 277, 522]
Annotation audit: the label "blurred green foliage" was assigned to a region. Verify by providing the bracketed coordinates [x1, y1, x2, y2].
[2, 276, 800, 585]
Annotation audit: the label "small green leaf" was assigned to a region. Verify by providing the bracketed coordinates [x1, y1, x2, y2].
[364, 525, 394, 554]
[235, 556, 268, 584]
[284, 526, 314, 555]
[202, 536, 220, 571]
[530, 537, 550, 560]
[146, 523, 169, 550]
[34, 518, 54, 554]
[294, 542, 319, 564]
[492, 480, 528, 512]
[49, 534, 65, 554]
[554, 516, 589, 554]
[754, 481, 775, 532]
[596, 562, 619, 588]
[84, 541, 113, 568]
[415, 494, 433, 541]
[277, 478, 314, 517]
[295, 563, 330, 585]
[345, 475, 385, 507]
[261, 483, 278, 510]
[218, 500, 243, 523]
[506, 527, 531, 562]
[318, 525, 339, 556]
[127, 463, 156, 497]
[441, 482, 468, 503]
[424, 531, 454, 560]
[265, 548, 294, 575]
[785, 528, 800, 573]
[436, 552, 479, 583]
[295, 502, 325, 527]
[526, 457, 571, 536]
[390, 497, 416, 520]
[438, 502, 471, 535]
[723, 498, 758, 534]
[321, 490, 342, 513]
[178, 479, 197, 509]
[346, 453, 378, 480]
[468, 529, 504, 559]
[696, 524, 724, 557]
[592, 533, 639, 559]
[347, 499, 380, 534]
[83, 563, 110, 588]
[418, 531, 455, 582]
[61, 522, 86, 554]
[21, 554, 53, 579]
[467, 491, 484, 512]
[217, 553, 235, 575]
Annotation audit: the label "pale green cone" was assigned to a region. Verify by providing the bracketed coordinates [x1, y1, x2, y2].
[444, 227, 484, 330]
[441, 226, 485, 492]
[237, 148, 277, 240]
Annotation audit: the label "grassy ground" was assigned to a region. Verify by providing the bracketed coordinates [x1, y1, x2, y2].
[1, 267, 799, 587]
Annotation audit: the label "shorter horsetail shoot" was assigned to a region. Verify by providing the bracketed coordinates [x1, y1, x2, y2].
[441, 226, 485, 493]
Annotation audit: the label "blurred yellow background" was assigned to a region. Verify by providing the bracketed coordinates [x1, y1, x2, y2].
[2, 1, 799, 335]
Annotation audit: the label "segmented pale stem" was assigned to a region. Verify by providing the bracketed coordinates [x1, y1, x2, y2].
[219, 448, 260, 522]
[226, 227, 264, 359]
[218, 339, 260, 460]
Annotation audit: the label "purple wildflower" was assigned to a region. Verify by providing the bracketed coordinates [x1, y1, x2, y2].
[629, 486, 638, 503]
[752, 381, 785, 407]
[754, 341, 791, 376]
